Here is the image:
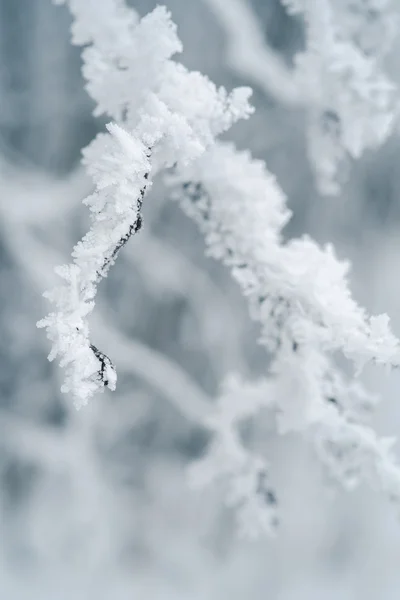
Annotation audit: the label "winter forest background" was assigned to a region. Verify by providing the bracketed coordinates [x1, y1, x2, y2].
[2, 0, 400, 598]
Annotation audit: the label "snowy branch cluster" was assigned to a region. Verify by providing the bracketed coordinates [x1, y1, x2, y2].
[39, 0, 400, 536]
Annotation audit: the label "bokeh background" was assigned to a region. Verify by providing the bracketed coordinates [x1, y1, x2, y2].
[1, 0, 400, 598]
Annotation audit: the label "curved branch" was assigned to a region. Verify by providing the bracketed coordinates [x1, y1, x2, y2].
[37, 124, 152, 405]
[92, 315, 212, 424]
[202, 0, 301, 106]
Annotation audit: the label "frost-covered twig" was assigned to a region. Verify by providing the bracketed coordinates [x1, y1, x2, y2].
[37, 123, 151, 406]
[39, 3, 252, 406]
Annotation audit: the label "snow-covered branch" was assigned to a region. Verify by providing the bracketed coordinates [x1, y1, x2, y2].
[38, 123, 151, 405]
[40, 0, 400, 536]
[39, 4, 252, 406]
[171, 140, 400, 533]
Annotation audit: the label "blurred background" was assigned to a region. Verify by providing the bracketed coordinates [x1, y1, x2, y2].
[1, 0, 400, 598]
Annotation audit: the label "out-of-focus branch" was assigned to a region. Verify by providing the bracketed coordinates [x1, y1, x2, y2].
[92, 316, 212, 424]
[0, 411, 68, 468]
[202, 0, 301, 106]
[0, 160, 89, 226]
[127, 232, 247, 375]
